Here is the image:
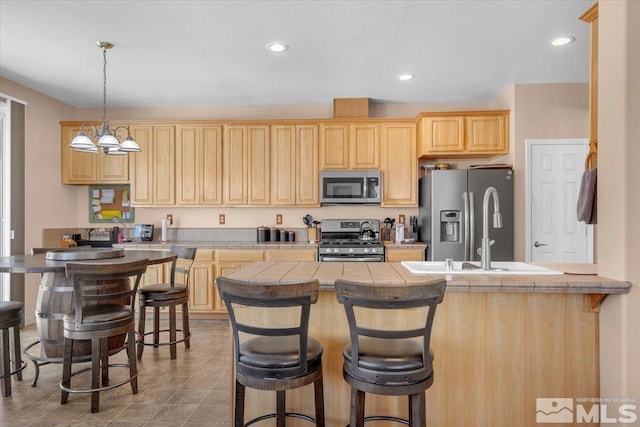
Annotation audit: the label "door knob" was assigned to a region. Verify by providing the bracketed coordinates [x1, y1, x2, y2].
[534, 241, 547, 247]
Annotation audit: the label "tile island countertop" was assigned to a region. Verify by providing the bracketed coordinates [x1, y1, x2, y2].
[224, 260, 631, 295]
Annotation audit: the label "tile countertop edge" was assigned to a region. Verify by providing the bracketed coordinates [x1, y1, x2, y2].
[226, 262, 632, 295]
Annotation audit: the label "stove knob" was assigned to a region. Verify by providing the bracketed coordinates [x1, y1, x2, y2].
[364, 248, 370, 253]
[348, 248, 355, 253]
[325, 248, 332, 254]
[371, 248, 377, 253]
[333, 248, 340, 254]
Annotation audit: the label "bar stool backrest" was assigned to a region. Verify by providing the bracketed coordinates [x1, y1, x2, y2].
[65, 259, 148, 332]
[335, 279, 446, 384]
[216, 276, 320, 378]
[168, 246, 197, 287]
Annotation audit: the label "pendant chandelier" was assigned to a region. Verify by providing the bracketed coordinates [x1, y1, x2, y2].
[69, 41, 140, 155]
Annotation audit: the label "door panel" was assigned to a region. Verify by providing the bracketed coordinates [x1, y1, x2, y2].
[530, 142, 592, 262]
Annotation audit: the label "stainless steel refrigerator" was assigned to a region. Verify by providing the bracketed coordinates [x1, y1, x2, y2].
[419, 169, 514, 261]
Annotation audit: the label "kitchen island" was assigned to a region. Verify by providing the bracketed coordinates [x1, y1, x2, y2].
[223, 261, 631, 427]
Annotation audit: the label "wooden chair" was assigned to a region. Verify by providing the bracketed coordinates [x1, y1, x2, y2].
[216, 276, 325, 427]
[60, 258, 148, 413]
[0, 301, 26, 397]
[335, 279, 447, 427]
[137, 246, 196, 360]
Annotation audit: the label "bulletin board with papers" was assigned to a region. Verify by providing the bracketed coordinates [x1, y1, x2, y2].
[88, 185, 134, 223]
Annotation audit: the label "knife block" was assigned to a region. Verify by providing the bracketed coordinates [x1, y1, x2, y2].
[308, 227, 318, 243]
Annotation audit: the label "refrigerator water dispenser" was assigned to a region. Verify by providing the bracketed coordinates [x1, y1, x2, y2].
[440, 211, 460, 242]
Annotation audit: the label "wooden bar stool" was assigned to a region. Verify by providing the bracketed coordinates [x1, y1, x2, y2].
[335, 279, 447, 427]
[1, 301, 26, 397]
[60, 259, 148, 413]
[216, 276, 325, 427]
[137, 246, 196, 360]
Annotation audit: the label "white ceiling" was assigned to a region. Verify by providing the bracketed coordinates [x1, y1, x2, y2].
[0, 0, 595, 109]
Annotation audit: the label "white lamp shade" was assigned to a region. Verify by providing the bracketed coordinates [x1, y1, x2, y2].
[75, 145, 98, 153]
[97, 133, 120, 148]
[118, 136, 141, 152]
[69, 133, 95, 149]
[105, 147, 127, 155]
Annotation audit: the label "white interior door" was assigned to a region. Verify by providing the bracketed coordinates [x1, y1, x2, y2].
[527, 139, 593, 263]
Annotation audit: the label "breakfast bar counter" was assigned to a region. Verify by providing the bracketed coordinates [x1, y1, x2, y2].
[223, 261, 631, 426]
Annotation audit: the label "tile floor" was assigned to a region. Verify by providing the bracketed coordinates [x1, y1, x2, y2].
[1, 318, 231, 426]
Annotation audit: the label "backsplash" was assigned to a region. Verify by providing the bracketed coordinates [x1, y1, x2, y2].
[42, 227, 310, 248]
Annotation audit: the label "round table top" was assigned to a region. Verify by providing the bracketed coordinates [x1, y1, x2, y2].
[0, 249, 177, 274]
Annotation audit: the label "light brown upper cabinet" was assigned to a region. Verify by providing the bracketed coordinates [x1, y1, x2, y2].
[129, 125, 175, 206]
[223, 125, 270, 205]
[380, 121, 417, 206]
[418, 110, 509, 158]
[176, 125, 223, 205]
[319, 123, 379, 169]
[61, 122, 129, 184]
[271, 124, 319, 206]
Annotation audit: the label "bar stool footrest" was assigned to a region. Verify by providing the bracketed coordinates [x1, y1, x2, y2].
[59, 363, 138, 394]
[139, 329, 191, 347]
[361, 415, 409, 425]
[0, 360, 27, 379]
[246, 411, 317, 426]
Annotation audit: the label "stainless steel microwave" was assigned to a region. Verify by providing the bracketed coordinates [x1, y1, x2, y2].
[320, 170, 381, 205]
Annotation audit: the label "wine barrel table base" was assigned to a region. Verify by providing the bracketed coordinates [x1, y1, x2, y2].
[24, 271, 130, 386]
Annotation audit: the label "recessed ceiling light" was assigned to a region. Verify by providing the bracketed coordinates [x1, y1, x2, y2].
[398, 73, 415, 81]
[551, 36, 575, 46]
[268, 43, 289, 53]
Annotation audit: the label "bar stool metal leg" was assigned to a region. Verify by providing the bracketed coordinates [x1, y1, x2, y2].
[1, 325, 11, 397]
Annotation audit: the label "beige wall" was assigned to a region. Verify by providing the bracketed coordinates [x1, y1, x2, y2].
[0, 76, 78, 323]
[598, 0, 639, 405]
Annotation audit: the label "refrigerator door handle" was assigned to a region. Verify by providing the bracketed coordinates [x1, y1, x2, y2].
[463, 192, 469, 260]
[469, 192, 475, 261]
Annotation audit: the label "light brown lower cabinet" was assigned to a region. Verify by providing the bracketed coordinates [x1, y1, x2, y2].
[189, 250, 218, 313]
[385, 247, 425, 262]
[264, 249, 317, 261]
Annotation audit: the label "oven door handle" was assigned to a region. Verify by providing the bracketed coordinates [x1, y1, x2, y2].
[320, 257, 383, 262]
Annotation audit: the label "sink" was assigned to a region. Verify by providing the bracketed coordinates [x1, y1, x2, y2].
[401, 261, 563, 275]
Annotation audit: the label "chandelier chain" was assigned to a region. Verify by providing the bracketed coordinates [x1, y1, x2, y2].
[102, 46, 108, 124]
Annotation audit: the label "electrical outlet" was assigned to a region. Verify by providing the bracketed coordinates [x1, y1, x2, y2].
[399, 214, 405, 224]
[219, 214, 226, 225]
[276, 214, 283, 225]
[166, 214, 173, 225]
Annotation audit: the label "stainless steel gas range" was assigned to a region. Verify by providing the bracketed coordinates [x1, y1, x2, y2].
[318, 219, 384, 262]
